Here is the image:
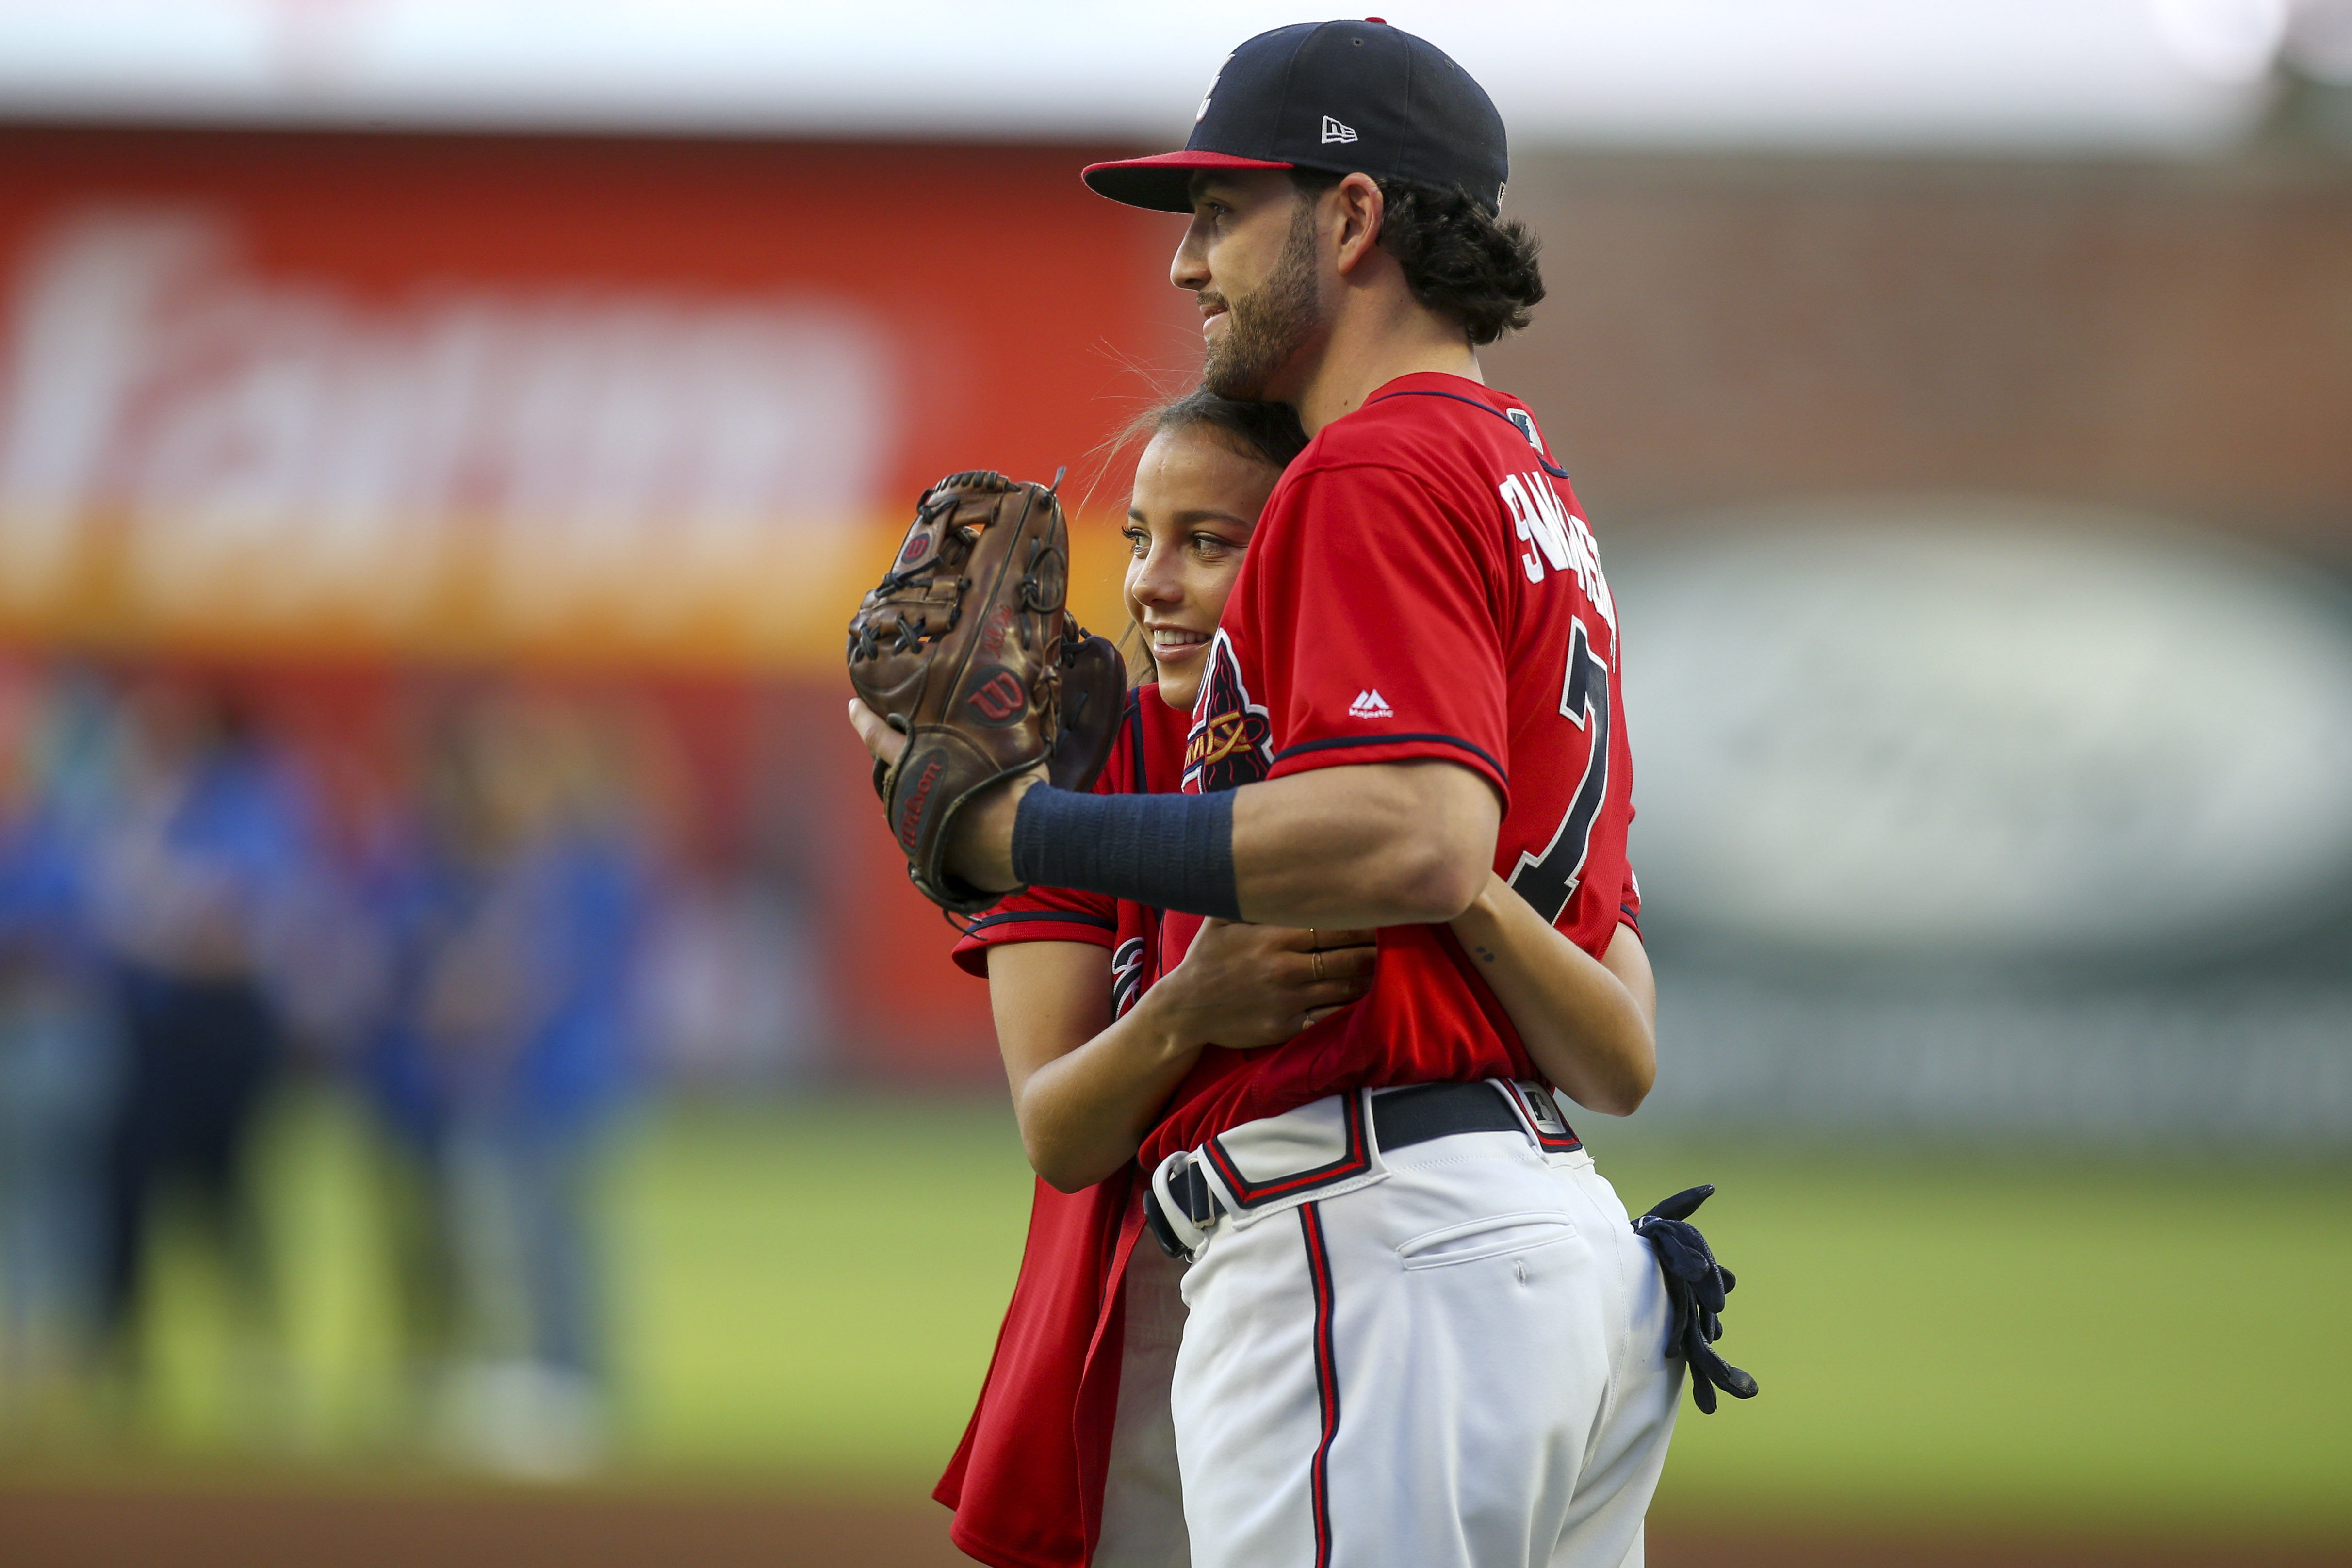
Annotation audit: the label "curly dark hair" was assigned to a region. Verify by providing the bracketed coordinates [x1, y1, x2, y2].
[1290, 170, 1545, 346]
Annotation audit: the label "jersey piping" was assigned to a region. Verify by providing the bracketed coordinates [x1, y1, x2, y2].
[962, 908, 1117, 936]
[1272, 731, 1508, 778]
[1364, 387, 1572, 481]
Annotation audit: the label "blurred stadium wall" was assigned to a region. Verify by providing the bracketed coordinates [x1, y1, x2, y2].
[3, 9, 2351, 1142]
[0, 129, 1194, 1083]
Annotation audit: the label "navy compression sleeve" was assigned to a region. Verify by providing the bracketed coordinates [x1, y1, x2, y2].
[1010, 785, 1241, 921]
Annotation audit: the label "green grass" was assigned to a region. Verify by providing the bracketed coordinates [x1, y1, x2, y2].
[15, 1087, 2349, 1537]
[608, 1094, 1030, 1483]
[1584, 1141, 2352, 1533]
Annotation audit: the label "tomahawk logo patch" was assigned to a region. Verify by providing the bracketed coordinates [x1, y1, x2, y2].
[1184, 629, 1273, 793]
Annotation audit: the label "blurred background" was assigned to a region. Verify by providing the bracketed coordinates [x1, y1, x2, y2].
[0, 2, 2347, 1565]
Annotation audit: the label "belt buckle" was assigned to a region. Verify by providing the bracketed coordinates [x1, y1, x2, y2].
[1144, 1183, 1191, 1259]
[1147, 1151, 1212, 1259]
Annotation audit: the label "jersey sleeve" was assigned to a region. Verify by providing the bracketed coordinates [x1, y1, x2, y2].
[1248, 463, 1510, 806]
[1616, 864, 1642, 941]
[949, 885, 1119, 978]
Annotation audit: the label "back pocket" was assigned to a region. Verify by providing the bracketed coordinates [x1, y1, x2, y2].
[1395, 1210, 1577, 1271]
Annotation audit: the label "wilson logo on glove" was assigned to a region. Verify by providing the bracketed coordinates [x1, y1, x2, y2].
[967, 671, 1027, 723]
[896, 754, 944, 854]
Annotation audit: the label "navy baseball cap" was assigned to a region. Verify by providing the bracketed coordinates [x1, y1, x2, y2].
[1084, 19, 1509, 216]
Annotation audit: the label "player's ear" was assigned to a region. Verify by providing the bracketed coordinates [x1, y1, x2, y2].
[1331, 173, 1386, 277]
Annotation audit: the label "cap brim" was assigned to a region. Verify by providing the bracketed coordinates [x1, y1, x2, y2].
[1081, 151, 1296, 212]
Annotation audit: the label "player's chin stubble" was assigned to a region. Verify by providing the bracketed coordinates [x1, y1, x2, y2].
[1202, 200, 1323, 402]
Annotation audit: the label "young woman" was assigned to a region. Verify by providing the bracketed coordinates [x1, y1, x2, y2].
[924, 391, 1659, 1568]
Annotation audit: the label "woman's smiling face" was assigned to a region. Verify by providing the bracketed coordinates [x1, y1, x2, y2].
[1122, 423, 1284, 712]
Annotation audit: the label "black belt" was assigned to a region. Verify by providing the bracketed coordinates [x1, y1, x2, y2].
[1372, 1080, 1530, 1150]
[1145, 1082, 1540, 1257]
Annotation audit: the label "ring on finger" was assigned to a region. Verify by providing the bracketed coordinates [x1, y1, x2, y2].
[1308, 928, 1320, 952]
[1311, 949, 1326, 983]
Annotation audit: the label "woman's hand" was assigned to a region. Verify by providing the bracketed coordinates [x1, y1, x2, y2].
[847, 697, 904, 768]
[1449, 874, 1656, 1116]
[1142, 920, 1378, 1051]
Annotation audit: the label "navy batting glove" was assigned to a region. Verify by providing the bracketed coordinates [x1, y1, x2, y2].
[1634, 1184, 1759, 1415]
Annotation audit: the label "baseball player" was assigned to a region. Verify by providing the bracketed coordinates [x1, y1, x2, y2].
[921, 385, 1670, 1568]
[852, 20, 1749, 1568]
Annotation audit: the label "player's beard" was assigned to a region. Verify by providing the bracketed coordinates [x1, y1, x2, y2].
[1201, 198, 1324, 402]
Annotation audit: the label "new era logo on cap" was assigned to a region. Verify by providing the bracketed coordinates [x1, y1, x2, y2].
[1349, 689, 1393, 718]
[1081, 20, 1509, 216]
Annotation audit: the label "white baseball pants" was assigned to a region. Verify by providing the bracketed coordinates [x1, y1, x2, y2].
[1117, 1116, 1679, 1568]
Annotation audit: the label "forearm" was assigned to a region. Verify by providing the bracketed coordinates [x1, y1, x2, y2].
[1450, 877, 1656, 1116]
[1008, 761, 1499, 928]
[1227, 765, 1493, 926]
[1011, 990, 1206, 1192]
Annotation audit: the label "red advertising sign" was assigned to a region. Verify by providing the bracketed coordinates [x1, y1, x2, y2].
[0, 129, 1186, 667]
[0, 128, 1197, 1077]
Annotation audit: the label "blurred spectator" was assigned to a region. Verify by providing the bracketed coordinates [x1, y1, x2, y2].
[0, 668, 125, 1429]
[356, 690, 649, 1477]
[86, 678, 316, 1428]
[634, 874, 827, 1087]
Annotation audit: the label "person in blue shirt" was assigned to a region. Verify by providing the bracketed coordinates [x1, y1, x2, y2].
[86, 680, 315, 1397]
[356, 692, 646, 1474]
[0, 668, 126, 1418]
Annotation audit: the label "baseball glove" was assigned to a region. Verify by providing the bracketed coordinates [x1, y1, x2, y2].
[847, 469, 1125, 914]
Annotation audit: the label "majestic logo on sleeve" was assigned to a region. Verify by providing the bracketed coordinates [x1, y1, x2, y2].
[1183, 629, 1273, 793]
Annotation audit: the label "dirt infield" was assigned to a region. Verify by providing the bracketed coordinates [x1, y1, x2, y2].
[0, 1486, 2341, 1568]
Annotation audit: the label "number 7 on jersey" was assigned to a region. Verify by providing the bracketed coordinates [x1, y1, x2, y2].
[1507, 617, 1609, 926]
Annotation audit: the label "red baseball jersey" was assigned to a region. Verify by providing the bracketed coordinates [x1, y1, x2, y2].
[1143, 371, 1639, 1166]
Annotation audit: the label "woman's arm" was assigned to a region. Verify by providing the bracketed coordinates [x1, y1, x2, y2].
[1449, 874, 1657, 1116]
[987, 922, 1376, 1192]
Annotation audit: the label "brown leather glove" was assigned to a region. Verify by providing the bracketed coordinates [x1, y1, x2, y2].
[847, 469, 1125, 913]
